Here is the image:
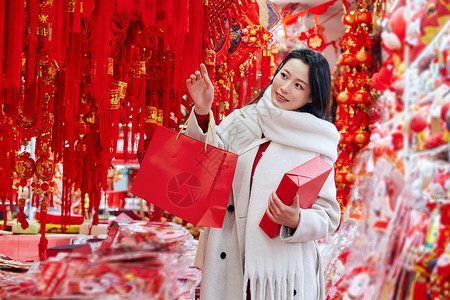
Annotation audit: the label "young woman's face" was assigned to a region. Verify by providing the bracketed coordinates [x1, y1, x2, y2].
[270, 58, 311, 111]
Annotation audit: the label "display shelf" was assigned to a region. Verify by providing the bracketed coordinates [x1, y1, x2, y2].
[411, 143, 449, 159]
[403, 16, 450, 178]
[410, 21, 450, 70]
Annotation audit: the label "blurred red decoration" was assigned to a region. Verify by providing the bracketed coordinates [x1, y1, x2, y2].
[410, 108, 429, 132]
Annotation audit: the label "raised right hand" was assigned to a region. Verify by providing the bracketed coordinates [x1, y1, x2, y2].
[186, 63, 214, 115]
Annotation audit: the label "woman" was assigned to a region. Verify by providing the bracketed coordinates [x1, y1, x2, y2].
[185, 48, 340, 300]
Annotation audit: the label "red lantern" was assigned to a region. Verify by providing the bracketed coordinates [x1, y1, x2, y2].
[342, 11, 356, 27]
[339, 128, 353, 145]
[337, 89, 352, 105]
[355, 9, 372, 26]
[15, 152, 35, 180]
[336, 167, 355, 185]
[36, 156, 55, 181]
[338, 50, 355, 67]
[353, 128, 370, 148]
[75, 115, 90, 138]
[354, 47, 374, 67]
[352, 88, 371, 105]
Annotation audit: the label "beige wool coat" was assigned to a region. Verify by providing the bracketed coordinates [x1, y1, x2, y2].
[186, 95, 340, 300]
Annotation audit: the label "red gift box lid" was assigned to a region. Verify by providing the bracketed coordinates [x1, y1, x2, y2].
[277, 156, 332, 209]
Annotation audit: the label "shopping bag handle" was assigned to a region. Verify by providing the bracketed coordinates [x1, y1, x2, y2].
[177, 112, 216, 151]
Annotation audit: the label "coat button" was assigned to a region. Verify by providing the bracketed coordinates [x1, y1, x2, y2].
[227, 205, 234, 212]
[220, 252, 226, 259]
[294, 289, 297, 296]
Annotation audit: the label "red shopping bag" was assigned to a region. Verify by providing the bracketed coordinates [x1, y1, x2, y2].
[130, 125, 238, 228]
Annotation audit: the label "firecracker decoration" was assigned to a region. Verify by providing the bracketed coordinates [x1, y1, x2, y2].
[333, 0, 376, 213]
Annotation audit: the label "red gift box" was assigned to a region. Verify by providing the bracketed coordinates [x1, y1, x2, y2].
[259, 156, 332, 238]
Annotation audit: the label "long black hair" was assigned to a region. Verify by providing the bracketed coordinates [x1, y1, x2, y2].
[250, 48, 332, 121]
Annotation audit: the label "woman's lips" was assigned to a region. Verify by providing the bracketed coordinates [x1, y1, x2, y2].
[276, 92, 289, 103]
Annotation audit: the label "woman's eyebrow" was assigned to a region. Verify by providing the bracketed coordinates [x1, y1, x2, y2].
[283, 68, 309, 87]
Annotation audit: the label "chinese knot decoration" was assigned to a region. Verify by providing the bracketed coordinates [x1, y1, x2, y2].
[203, 0, 273, 121]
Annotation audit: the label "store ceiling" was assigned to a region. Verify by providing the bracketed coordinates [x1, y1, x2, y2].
[269, 0, 350, 69]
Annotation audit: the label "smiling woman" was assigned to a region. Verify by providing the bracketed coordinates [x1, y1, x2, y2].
[271, 59, 312, 111]
[185, 48, 340, 300]
[251, 48, 332, 120]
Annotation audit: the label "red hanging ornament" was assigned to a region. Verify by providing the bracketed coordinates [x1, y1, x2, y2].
[339, 127, 355, 152]
[338, 49, 355, 67]
[342, 11, 356, 27]
[16, 196, 29, 230]
[337, 89, 352, 105]
[336, 166, 355, 185]
[15, 152, 36, 180]
[36, 155, 55, 182]
[354, 47, 374, 68]
[352, 88, 371, 105]
[355, 8, 372, 27]
[353, 127, 370, 148]
[38, 201, 48, 261]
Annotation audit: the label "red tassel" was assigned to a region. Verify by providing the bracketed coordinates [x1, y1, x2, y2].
[49, 0, 69, 68]
[35, 75, 44, 130]
[23, 0, 39, 118]
[138, 62, 146, 154]
[2, 0, 25, 119]
[140, 0, 157, 26]
[91, 0, 113, 105]
[52, 71, 65, 163]
[0, 201, 6, 230]
[261, 48, 271, 88]
[0, 0, 5, 107]
[0, 120, 16, 207]
[63, 12, 82, 148]
[162, 49, 170, 127]
[38, 201, 48, 261]
[250, 59, 257, 98]
[246, 61, 252, 101]
[238, 66, 244, 108]
[73, 0, 81, 33]
[228, 77, 234, 113]
[17, 196, 29, 230]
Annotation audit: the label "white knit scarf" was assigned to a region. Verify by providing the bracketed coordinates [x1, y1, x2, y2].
[243, 86, 339, 300]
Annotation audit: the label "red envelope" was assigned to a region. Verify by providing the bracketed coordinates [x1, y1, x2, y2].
[259, 156, 332, 238]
